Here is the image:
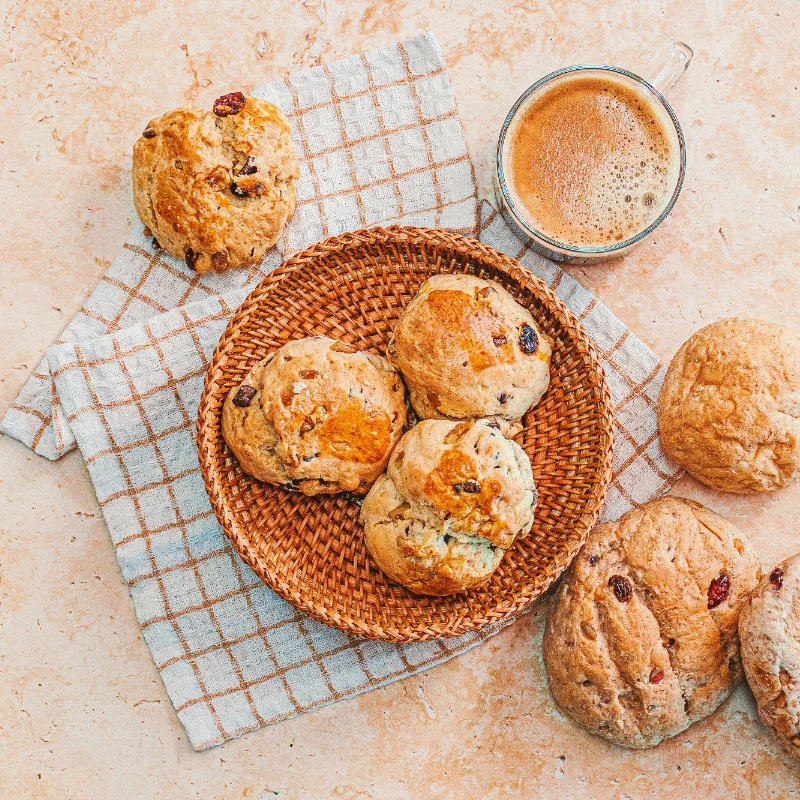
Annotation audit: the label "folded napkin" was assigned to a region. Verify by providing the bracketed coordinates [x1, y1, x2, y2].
[5, 33, 681, 750]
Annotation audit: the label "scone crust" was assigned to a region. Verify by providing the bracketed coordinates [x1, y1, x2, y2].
[387, 274, 552, 433]
[657, 318, 800, 493]
[222, 337, 406, 495]
[359, 419, 536, 595]
[739, 553, 800, 759]
[132, 96, 299, 273]
[543, 496, 760, 748]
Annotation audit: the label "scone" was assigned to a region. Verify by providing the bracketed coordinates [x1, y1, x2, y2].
[222, 337, 406, 495]
[387, 274, 552, 435]
[543, 496, 760, 748]
[133, 92, 299, 273]
[739, 553, 800, 760]
[359, 419, 536, 595]
[658, 318, 800, 493]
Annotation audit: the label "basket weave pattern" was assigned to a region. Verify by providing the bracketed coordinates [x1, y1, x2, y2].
[197, 227, 614, 642]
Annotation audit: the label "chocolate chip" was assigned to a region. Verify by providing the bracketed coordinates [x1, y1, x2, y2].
[185, 248, 198, 271]
[707, 572, 730, 609]
[142, 127, 157, 138]
[499, 392, 508, 405]
[608, 575, 632, 603]
[213, 92, 246, 116]
[519, 324, 539, 354]
[232, 385, 257, 407]
[770, 568, 784, 588]
[238, 156, 258, 175]
[298, 369, 319, 379]
[493, 335, 508, 347]
[443, 534, 452, 544]
[453, 479, 480, 494]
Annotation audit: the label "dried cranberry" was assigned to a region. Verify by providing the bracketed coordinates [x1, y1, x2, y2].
[142, 127, 157, 138]
[493, 335, 508, 347]
[238, 156, 258, 175]
[707, 572, 730, 609]
[185, 248, 198, 271]
[519, 324, 538, 354]
[608, 575, 632, 603]
[649, 669, 664, 684]
[232, 385, 257, 407]
[770, 568, 783, 588]
[213, 92, 246, 116]
[454, 479, 480, 494]
[498, 392, 508, 405]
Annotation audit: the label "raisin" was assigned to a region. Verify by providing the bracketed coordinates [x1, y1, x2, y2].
[232, 385, 257, 407]
[486, 420, 501, 430]
[475, 286, 495, 300]
[299, 417, 315, 435]
[142, 226, 152, 237]
[443, 534, 452, 544]
[298, 369, 319, 379]
[649, 669, 665, 684]
[608, 575, 632, 603]
[707, 572, 730, 609]
[498, 392, 508, 405]
[230, 180, 266, 198]
[519, 324, 538, 354]
[238, 156, 258, 175]
[185, 248, 198, 271]
[152, 239, 162, 251]
[142, 127, 157, 138]
[770, 568, 783, 588]
[588, 554, 598, 565]
[493, 335, 508, 347]
[212, 251, 229, 271]
[302, 453, 318, 462]
[453, 479, 480, 494]
[213, 91, 246, 116]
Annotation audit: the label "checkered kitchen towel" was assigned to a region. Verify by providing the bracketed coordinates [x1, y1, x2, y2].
[2, 32, 477, 460]
[4, 34, 681, 751]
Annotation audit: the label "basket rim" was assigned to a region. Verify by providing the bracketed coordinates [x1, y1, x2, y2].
[196, 225, 615, 641]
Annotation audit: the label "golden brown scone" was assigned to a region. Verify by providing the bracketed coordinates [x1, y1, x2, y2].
[132, 92, 299, 274]
[658, 318, 800, 493]
[543, 496, 760, 748]
[739, 553, 800, 760]
[359, 419, 536, 595]
[222, 337, 406, 495]
[387, 274, 552, 435]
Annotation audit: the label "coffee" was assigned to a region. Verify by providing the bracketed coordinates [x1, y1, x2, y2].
[504, 74, 681, 248]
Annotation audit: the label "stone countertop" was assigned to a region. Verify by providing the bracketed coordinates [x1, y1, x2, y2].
[2, 1, 799, 798]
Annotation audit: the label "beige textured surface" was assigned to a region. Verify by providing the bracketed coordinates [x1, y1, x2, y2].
[2, 1, 800, 797]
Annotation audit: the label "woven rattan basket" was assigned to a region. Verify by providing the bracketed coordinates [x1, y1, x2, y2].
[197, 227, 614, 642]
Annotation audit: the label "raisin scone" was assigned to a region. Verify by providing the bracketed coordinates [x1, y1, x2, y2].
[359, 419, 536, 595]
[739, 553, 800, 760]
[387, 274, 552, 435]
[222, 337, 406, 495]
[658, 318, 800, 493]
[543, 496, 760, 748]
[133, 92, 299, 274]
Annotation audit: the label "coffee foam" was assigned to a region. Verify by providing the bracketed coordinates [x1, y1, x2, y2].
[505, 74, 681, 248]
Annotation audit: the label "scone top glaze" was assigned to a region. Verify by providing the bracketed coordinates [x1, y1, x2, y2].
[133, 92, 299, 274]
[387, 274, 552, 434]
[360, 419, 536, 596]
[222, 337, 406, 495]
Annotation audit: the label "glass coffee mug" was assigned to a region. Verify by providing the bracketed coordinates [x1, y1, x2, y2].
[495, 41, 693, 263]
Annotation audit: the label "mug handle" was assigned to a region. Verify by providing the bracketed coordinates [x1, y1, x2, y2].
[649, 41, 693, 96]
